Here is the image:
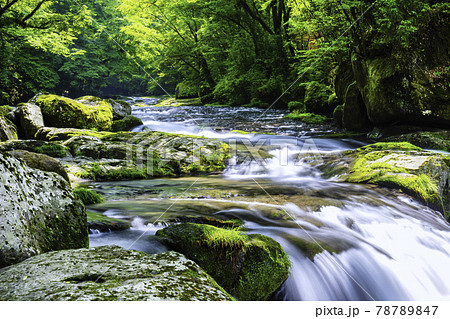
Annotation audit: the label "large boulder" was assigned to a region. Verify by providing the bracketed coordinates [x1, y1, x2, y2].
[307, 142, 450, 214]
[351, 10, 450, 127]
[342, 82, 372, 131]
[0, 246, 233, 301]
[0, 152, 88, 268]
[0, 116, 17, 141]
[304, 81, 334, 115]
[156, 223, 290, 300]
[111, 115, 143, 132]
[36, 95, 113, 131]
[109, 99, 132, 120]
[0, 140, 69, 158]
[7, 150, 70, 182]
[17, 102, 45, 139]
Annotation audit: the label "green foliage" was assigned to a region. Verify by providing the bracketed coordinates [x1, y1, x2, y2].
[0, 105, 12, 117]
[288, 101, 306, 112]
[73, 188, 104, 205]
[284, 111, 328, 124]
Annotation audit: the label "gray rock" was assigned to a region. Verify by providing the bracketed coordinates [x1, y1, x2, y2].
[343, 82, 371, 131]
[17, 103, 45, 139]
[0, 246, 234, 301]
[0, 152, 88, 268]
[0, 116, 17, 141]
[7, 150, 70, 182]
[109, 99, 132, 120]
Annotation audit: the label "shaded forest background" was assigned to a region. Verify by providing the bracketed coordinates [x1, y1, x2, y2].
[0, 0, 448, 114]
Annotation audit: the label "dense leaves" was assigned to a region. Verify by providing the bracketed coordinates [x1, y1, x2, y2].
[0, 0, 447, 107]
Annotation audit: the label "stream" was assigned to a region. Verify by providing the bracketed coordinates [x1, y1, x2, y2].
[87, 97, 450, 301]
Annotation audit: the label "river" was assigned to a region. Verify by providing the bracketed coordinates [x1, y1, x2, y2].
[87, 97, 450, 301]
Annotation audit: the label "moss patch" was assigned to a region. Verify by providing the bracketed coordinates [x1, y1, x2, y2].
[33, 143, 68, 158]
[156, 223, 290, 300]
[110, 116, 143, 132]
[347, 143, 442, 209]
[36, 95, 113, 131]
[73, 188, 104, 205]
[284, 111, 328, 124]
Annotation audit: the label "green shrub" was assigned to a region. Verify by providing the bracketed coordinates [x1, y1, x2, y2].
[287, 101, 306, 112]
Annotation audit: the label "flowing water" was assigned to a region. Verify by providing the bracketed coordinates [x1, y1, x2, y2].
[87, 97, 450, 301]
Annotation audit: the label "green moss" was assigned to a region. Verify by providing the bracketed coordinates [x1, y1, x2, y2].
[33, 144, 68, 158]
[156, 223, 290, 300]
[73, 188, 104, 205]
[357, 142, 423, 154]
[77, 164, 148, 181]
[154, 98, 203, 107]
[287, 101, 306, 112]
[284, 111, 328, 124]
[0, 105, 12, 117]
[347, 144, 441, 207]
[110, 116, 143, 132]
[36, 95, 113, 131]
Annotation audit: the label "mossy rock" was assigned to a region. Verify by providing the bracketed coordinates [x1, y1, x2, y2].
[36, 95, 113, 131]
[0, 246, 234, 300]
[284, 111, 328, 124]
[86, 211, 130, 232]
[110, 115, 143, 132]
[384, 131, 450, 153]
[0, 152, 88, 268]
[304, 81, 333, 114]
[0, 116, 17, 141]
[342, 82, 372, 131]
[156, 223, 290, 300]
[73, 188, 104, 205]
[7, 149, 70, 182]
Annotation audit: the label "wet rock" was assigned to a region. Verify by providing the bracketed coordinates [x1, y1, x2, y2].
[0, 152, 88, 268]
[109, 99, 132, 120]
[0, 116, 17, 141]
[384, 131, 450, 153]
[17, 102, 44, 139]
[111, 115, 143, 132]
[0, 246, 233, 301]
[308, 142, 450, 214]
[342, 82, 371, 131]
[7, 150, 70, 182]
[60, 131, 230, 181]
[156, 223, 290, 300]
[36, 95, 113, 131]
[87, 211, 130, 232]
[0, 140, 68, 158]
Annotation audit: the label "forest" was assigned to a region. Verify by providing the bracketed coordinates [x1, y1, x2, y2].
[1, 1, 448, 125]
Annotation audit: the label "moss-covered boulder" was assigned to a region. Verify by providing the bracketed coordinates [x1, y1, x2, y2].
[36, 95, 113, 131]
[352, 51, 449, 127]
[87, 211, 130, 232]
[384, 131, 450, 153]
[304, 81, 334, 115]
[0, 152, 88, 268]
[60, 131, 230, 181]
[111, 115, 143, 132]
[7, 150, 70, 182]
[309, 142, 450, 215]
[17, 102, 45, 139]
[333, 104, 344, 126]
[0, 246, 234, 300]
[156, 223, 290, 300]
[342, 82, 372, 131]
[0, 115, 17, 141]
[109, 99, 132, 120]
